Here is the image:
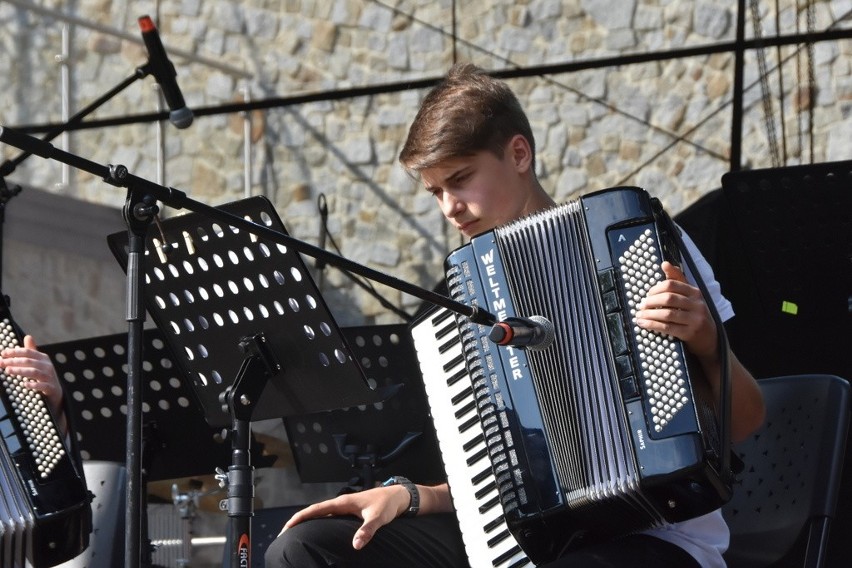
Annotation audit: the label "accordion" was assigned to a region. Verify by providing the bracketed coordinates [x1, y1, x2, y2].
[411, 186, 731, 567]
[0, 297, 91, 567]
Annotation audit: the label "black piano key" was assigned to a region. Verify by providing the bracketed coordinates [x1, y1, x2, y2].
[462, 433, 484, 453]
[446, 367, 469, 387]
[486, 527, 513, 548]
[437, 326, 460, 350]
[451, 386, 473, 407]
[467, 446, 489, 467]
[443, 353, 465, 374]
[472, 466, 492, 486]
[430, 307, 454, 327]
[483, 514, 506, 535]
[454, 399, 477, 421]
[475, 479, 497, 500]
[458, 414, 480, 434]
[478, 494, 501, 514]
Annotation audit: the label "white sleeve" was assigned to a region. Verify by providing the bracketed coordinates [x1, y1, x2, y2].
[676, 226, 735, 323]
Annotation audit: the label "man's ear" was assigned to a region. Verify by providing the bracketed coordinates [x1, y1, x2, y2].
[507, 134, 533, 174]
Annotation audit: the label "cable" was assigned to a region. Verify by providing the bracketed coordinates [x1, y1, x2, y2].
[313, 194, 413, 323]
[774, 0, 788, 165]
[749, 0, 781, 167]
[368, 0, 724, 160]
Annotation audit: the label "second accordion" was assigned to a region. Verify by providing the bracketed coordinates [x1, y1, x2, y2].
[412, 186, 732, 567]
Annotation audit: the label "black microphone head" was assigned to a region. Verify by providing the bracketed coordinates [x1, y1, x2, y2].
[169, 107, 194, 129]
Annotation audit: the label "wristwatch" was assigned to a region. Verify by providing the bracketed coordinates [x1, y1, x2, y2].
[382, 476, 420, 518]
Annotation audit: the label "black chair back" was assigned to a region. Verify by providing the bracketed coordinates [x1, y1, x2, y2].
[723, 374, 850, 567]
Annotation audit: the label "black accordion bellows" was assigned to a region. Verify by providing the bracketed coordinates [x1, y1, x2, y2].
[413, 186, 732, 567]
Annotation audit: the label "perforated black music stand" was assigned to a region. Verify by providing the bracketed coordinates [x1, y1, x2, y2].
[106, 196, 389, 426]
[41, 328, 277, 481]
[285, 323, 445, 490]
[106, 195, 391, 567]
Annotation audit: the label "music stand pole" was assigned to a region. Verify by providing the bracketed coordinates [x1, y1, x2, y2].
[217, 333, 280, 567]
[0, 62, 165, 566]
[122, 190, 159, 568]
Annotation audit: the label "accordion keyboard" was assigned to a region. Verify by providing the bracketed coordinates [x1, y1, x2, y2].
[0, 319, 67, 479]
[411, 307, 531, 568]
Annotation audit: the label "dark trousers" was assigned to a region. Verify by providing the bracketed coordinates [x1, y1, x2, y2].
[264, 514, 701, 568]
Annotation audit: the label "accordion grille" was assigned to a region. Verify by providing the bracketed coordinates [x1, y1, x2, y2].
[493, 203, 642, 510]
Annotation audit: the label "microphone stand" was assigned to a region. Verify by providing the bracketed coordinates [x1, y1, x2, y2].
[0, 126, 497, 568]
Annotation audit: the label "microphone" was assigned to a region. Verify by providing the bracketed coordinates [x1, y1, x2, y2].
[138, 15, 194, 129]
[488, 315, 555, 351]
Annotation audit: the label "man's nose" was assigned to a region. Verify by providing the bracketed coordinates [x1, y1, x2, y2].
[441, 193, 464, 217]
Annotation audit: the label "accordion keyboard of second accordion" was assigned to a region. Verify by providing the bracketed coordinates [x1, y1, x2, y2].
[0, 299, 91, 567]
[411, 186, 731, 566]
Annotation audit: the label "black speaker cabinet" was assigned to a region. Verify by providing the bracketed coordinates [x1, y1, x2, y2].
[677, 160, 851, 382]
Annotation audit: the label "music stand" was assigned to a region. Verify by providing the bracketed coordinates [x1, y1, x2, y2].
[285, 323, 445, 490]
[107, 196, 388, 428]
[106, 195, 392, 567]
[41, 328, 277, 481]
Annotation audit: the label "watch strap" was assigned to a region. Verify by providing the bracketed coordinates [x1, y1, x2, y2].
[382, 475, 419, 518]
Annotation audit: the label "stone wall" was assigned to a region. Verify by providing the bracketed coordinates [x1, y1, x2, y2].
[0, 3, 850, 564]
[1, 0, 849, 329]
[2, 185, 128, 343]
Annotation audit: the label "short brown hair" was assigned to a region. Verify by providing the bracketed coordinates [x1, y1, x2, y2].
[399, 63, 535, 173]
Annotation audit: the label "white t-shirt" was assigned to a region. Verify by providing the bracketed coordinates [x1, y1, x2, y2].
[640, 229, 733, 568]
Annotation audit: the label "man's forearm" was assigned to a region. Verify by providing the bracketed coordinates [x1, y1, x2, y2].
[416, 482, 454, 515]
